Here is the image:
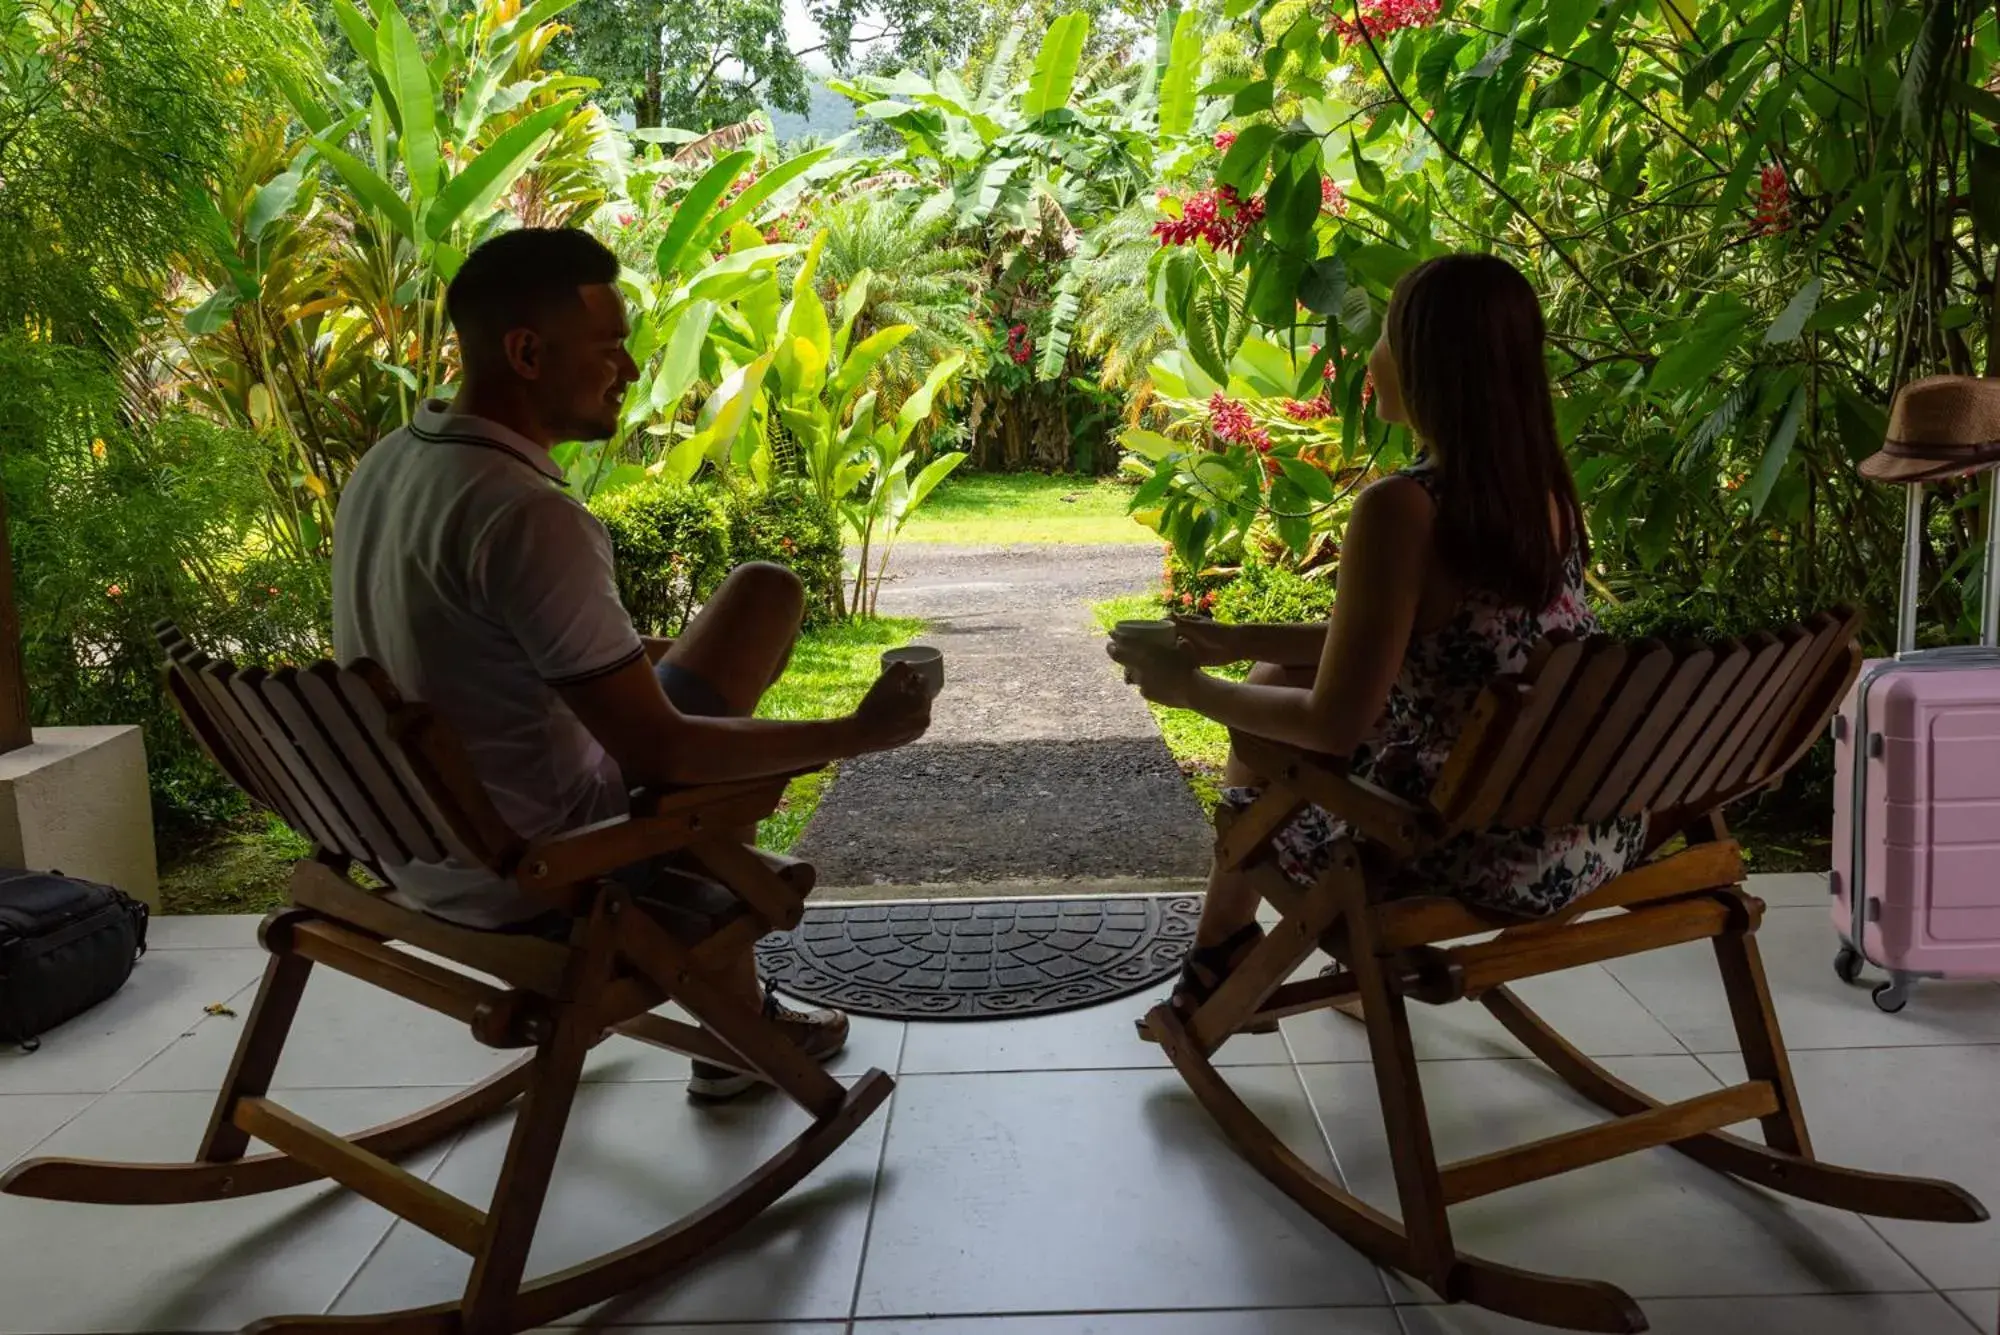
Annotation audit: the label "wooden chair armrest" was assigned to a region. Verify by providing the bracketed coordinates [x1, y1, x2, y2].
[1229, 732, 1439, 859]
[514, 778, 794, 909]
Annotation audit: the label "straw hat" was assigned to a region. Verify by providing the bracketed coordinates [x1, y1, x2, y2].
[1859, 375, 2000, 484]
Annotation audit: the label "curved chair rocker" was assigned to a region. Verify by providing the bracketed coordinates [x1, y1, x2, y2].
[1139, 608, 1987, 1333]
[0, 624, 891, 1335]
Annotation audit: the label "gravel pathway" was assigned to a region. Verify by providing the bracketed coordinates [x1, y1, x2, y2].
[792, 545, 1214, 886]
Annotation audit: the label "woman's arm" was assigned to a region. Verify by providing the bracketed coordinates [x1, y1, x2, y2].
[1121, 476, 1432, 755]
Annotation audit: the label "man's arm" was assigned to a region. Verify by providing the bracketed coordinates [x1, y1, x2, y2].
[559, 657, 930, 788]
[642, 636, 673, 665]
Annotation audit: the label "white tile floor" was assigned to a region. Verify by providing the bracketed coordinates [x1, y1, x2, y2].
[0, 873, 1993, 1335]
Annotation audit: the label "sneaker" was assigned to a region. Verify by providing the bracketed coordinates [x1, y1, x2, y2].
[687, 995, 850, 1103]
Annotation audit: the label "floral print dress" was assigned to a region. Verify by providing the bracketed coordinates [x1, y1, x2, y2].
[1223, 461, 1647, 917]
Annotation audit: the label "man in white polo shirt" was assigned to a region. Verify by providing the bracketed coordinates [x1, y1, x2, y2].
[333, 228, 931, 1101]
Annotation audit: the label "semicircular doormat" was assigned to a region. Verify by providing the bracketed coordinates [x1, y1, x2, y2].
[754, 895, 1200, 1021]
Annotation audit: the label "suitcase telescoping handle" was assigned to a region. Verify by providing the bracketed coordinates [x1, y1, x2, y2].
[1894, 471, 2000, 654]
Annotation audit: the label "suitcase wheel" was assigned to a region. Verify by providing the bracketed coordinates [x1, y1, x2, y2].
[1872, 979, 1910, 1014]
[1834, 945, 1865, 986]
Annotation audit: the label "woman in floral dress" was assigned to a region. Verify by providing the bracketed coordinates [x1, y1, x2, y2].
[1110, 253, 1646, 1022]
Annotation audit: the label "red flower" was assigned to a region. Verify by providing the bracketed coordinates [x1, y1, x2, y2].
[1180, 592, 1196, 607]
[105, 584, 121, 598]
[1200, 591, 1216, 611]
[1006, 323, 1034, 365]
[1213, 129, 1237, 152]
[1263, 455, 1282, 479]
[1282, 395, 1334, 421]
[1752, 164, 1792, 236]
[1154, 185, 1265, 254]
[1321, 177, 1348, 215]
[1329, 0, 1440, 40]
[1208, 392, 1272, 452]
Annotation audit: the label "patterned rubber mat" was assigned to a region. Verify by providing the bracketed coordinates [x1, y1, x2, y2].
[754, 895, 1199, 1020]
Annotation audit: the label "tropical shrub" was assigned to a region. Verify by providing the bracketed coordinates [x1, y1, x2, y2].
[725, 480, 846, 625]
[1124, 0, 2000, 654]
[592, 478, 733, 636]
[1209, 559, 1338, 627]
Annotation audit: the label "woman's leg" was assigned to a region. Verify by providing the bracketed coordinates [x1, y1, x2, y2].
[1192, 662, 1316, 949]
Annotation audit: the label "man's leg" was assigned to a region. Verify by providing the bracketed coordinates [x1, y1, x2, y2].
[645, 562, 846, 1100]
[660, 561, 806, 719]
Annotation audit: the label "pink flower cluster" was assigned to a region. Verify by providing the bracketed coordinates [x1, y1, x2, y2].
[1282, 396, 1334, 421]
[1007, 323, 1034, 365]
[1321, 177, 1348, 215]
[1329, 0, 1440, 41]
[1214, 129, 1237, 152]
[1154, 185, 1265, 253]
[1753, 164, 1792, 236]
[1209, 392, 1272, 452]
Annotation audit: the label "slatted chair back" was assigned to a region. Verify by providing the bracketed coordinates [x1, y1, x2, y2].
[153, 621, 521, 879]
[1428, 608, 1861, 841]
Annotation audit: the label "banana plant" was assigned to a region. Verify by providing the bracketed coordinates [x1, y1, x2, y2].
[846, 359, 969, 616]
[285, 0, 605, 415]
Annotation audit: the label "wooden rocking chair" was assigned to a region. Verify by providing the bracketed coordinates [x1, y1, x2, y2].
[1139, 608, 1988, 1334]
[0, 623, 892, 1335]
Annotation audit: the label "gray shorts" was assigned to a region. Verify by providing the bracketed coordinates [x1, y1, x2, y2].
[502, 659, 741, 942]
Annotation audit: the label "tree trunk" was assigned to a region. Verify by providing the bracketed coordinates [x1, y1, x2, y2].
[640, 23, 664, 128]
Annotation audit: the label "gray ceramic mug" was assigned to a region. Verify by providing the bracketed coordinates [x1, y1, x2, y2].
[880, 645, 945, 700]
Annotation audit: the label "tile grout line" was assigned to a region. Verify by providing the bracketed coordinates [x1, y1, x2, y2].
[1280, 1033, 1403, 1311]
[841, 1019, 911, 1326]
[318, 1109, 479, 1318]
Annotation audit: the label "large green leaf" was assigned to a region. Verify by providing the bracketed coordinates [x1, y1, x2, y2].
[246, 170, 304, 243]
[693, 354, 774, 466]
[895, 354, 968, 447]
[651, 299, 717, 414]
[1158, 10, 1203, 137]
[654, 150, 757, 281]
[1651, 293, 1753, 395]
[1022, 12, 1090, 120]
[381, 5, 440, 199]
[490, 0, 586, 48]
[700, 145, 838, 250]
[1898, 0, 1956, 142]
[1762, 277, 1822, 344]
[1745, 381, 1807, 517]
[831, 326, 917, 405]
[425, 97, 579, 241]
[1216, 124, 1281, 194]
[312, 135, 416, 238]
[904, 451, 969, 525]
[978, 27, 1024, 109]
[329, 0, 378, 67]
[782, 231, 833, 364]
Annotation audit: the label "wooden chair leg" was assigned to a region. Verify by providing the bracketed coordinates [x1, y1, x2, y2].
[1345, 879, 1457, 1293]
[1483, 985, 1986, 1223]
[619, 906, 846, 1121]
[459, 892, 624, 1335]
[1150, 1001, 1647, 1333]
[200, 947, 314, 1163]
[1710, 925, 1812, 1157]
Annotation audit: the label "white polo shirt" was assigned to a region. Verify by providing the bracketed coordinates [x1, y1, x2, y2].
[332, 400, 645, 926]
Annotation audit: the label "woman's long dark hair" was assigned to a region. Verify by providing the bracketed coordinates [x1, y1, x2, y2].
[1384, 253, 1587, 609]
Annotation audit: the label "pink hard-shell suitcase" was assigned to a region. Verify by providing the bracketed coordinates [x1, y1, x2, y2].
[1831, 480, 2000, 1012]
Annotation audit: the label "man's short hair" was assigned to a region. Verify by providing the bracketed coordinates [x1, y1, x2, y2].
[445, 228, 621, 371]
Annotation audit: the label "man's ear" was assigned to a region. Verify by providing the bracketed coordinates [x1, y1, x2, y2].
[501, 327, 542, 381]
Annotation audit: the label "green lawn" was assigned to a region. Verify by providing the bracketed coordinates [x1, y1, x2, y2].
[1092, 593, 1244, 813]
[752, 615, 924, 851]
[900, 473, 1156, 545]
[157, 615, 923, 915]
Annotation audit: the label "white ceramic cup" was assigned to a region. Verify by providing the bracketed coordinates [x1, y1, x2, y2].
[881, 644, 945, 700]
[1112, 618, 1180, 655]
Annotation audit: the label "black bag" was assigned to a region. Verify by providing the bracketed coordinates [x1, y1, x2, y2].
[0, 869, 149, 1051]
